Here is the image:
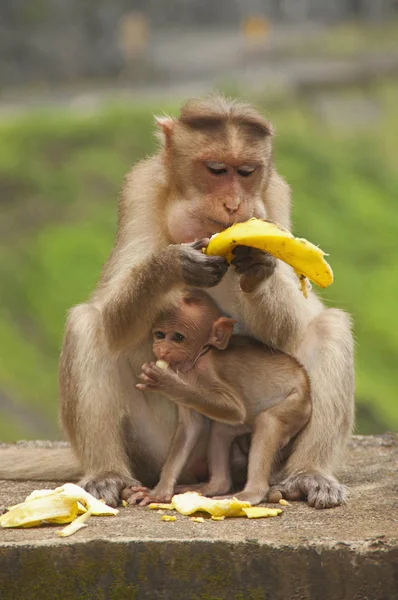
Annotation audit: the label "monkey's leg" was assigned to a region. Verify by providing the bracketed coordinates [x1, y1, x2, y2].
[231, 412, 278, 505]
[127, 408, 206, 505]
[195, 423, 248, 497]
[270, 308, 354, 509]
[60, 304, 163, 507]
[233, 387, 311, 505]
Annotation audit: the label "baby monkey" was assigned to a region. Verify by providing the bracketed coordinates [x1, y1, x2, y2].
[127, 289, 311, 506]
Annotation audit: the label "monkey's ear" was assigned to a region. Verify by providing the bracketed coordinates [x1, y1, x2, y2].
[209, 317, 237, 350]
[155, 116, 175, 143]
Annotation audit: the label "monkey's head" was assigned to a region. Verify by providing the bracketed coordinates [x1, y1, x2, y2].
[152, 289, 237, 370]
[156, 95, 274, 243]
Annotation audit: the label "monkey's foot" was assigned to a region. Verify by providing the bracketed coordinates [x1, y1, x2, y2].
[183, 478, 232, 497]
[123, 485, 173, 506]
[229, 488, 267, 505]
[174, 480, 231, 497]
[79, 472, 138, 508]
[269, 472, 348, 509]
[174, 483, 207, 494]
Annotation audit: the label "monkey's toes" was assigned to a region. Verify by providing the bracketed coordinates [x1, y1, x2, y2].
[273, 473, 348, 509]
[232, 489, 266, 505]
[266, 489, 283, 503]
[80, 472, 138, 507]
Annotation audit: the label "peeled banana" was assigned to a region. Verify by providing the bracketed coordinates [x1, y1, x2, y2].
[205, 218, 333, 294]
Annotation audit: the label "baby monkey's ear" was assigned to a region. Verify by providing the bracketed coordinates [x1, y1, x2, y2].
[209, 317, 237, 350]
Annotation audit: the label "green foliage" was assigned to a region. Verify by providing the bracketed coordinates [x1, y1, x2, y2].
[0, 90, 397, 440]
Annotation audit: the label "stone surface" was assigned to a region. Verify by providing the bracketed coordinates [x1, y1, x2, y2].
[0, 434, 397, 599]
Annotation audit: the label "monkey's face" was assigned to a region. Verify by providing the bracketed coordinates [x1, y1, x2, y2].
[166, 125, 272, 243]
[151, 326, 209, 369]
[152, 304, 215, 369]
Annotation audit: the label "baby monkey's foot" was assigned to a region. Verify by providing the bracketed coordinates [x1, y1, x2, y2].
[230, 488, 267, 505]
[196, 480, 231, 497]
[174, 483, 205, 494]
[174, 479, 231, 497]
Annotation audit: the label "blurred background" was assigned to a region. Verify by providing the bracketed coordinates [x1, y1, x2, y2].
[0, 0, 397, 442]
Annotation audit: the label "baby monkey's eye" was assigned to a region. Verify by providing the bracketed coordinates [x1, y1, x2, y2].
[154, 331, 165, 340]
[206, 161, 227, 176]
[236, 165, 255, 177]
[173, 333, 185, 343]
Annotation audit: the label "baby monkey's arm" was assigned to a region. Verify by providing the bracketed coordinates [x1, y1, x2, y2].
[137, 362, 246, 425]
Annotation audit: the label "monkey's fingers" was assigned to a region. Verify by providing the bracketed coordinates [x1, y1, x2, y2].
[140, 365, 160, 379]
[267, 484, 302, 502]
[127, 489, 151, 505]
[232, 245, 267, 258]
[205, 218, 334, 290]
[181, 249, 229, 288]
[136, 383, 158, 391]
[266, 488, 283, 503]
[142, 363, 173, 381]
[190, 238, 210, 251]
[141, 365, 161, 380]
[121, 486, 148, 501]
[138, 375, 158, 386]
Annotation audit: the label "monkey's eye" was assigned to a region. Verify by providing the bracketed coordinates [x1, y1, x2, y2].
[206, 161, 227, 176]
[173, 333, 185, 343]
[154, 331, 166, 340]
[237, 165, 255, 177]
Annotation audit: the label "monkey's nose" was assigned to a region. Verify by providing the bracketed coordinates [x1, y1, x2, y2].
[223, 203, 239, 217]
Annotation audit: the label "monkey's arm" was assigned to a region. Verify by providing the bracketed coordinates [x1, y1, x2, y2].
[137, 363, 246, 425]
[98, 241, 227, 353]
[238, 262, 323, 352]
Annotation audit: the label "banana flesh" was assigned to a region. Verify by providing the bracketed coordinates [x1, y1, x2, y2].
[205, 218, 333, 293]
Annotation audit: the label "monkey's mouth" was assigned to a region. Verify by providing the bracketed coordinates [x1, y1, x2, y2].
[207, 218, 234, 232]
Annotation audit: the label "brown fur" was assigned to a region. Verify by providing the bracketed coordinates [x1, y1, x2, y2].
[126, 289, 311, 506]
[0, 95, 354, 509]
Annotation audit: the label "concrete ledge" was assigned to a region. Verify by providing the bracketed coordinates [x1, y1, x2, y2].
[1, 434, 397, 600]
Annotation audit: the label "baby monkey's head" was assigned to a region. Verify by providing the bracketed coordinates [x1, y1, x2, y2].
[152, 289, 236, 369]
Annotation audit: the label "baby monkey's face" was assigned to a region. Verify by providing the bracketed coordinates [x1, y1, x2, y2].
[151, 297, 235, 369]
[151, 319, 210, 368]
[152, 305, 213, 368]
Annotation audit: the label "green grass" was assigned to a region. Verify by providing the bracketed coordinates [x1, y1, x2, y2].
[0, 85, 397, 440]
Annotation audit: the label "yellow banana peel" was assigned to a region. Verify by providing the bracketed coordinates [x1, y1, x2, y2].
[242, 507, 283, 519]
[205, 218, 333, 295]
[57, 509, 92, 537]
[149, 492, 285, 520]
[171, 492, 250, 518]
[161, 515, 176, 522]
[1, 495, 79, 528]
[0, 483, 118, 534]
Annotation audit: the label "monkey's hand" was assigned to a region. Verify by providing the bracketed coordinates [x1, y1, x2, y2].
[136, 362, 185, 396]
[231, 245, 276, 293]
[179, 239, 229, 287]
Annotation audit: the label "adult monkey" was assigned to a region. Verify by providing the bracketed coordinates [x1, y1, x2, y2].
[0, 96, 354, 508]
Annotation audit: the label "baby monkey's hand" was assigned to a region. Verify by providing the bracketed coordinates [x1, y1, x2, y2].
[136, 362, 181, 394]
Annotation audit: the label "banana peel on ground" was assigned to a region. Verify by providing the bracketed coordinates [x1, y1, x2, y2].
[149, 492, 283, 520]
[0, 483, 118, 536]
[204, 218, 333, 297]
